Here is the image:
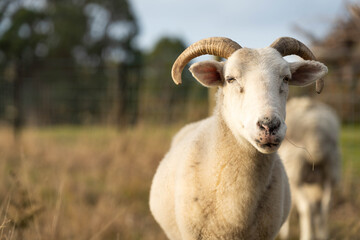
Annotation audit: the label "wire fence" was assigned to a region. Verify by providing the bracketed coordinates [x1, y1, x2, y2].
[0, 62, 209, 128]
[0, 62, 359, 129]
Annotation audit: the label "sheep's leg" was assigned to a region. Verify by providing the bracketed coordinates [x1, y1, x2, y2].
[279, 201, 292, 240]
[278, 215, 290, 240]
[315, 182, 332, 240]
[296, 189, 314, 240]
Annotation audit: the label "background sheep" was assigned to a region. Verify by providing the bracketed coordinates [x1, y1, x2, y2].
[149, 37, 328, 240]
[278, 97, 341, 240]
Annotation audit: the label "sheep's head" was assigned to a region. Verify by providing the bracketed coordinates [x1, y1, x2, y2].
[171, 37, 328, 154]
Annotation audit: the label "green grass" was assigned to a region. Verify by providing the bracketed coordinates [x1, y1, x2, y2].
[341, 124, 360, 175]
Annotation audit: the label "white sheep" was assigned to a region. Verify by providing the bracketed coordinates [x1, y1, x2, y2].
[149, 37, 328, 240]
[278, 97, 341, 240]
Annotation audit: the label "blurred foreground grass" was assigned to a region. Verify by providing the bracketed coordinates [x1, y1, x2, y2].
[0, 124, 359, 239]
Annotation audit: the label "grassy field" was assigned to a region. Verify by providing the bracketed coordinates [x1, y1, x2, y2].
[0, 124, 359, 240]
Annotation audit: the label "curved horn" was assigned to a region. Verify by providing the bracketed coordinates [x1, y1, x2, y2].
[171, 37, 242, 84]
[270, 37, 324, 94]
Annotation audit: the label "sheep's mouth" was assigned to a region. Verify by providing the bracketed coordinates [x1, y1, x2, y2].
[254, 138, 282, 152]
[258, 142, 279, 148]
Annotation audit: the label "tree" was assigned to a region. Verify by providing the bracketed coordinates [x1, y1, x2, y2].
[142, 37, 207, 123]
[0, 1, 50, 134]
[0, 0, 140, 128]
[312, 3, 360, 122]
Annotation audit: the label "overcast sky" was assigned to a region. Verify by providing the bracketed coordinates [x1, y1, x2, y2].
[131, 0, 356, 51]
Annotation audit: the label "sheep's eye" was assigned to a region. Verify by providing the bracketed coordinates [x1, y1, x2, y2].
[283, 76, 290, 83]
[226, 77, 235, 83]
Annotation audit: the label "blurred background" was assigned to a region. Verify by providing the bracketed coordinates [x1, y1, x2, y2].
[0, 0, 359, 239]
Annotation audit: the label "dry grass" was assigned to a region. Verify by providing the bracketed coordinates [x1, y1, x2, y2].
[0, 124, 177, 240]
[0, 124, 359, 240]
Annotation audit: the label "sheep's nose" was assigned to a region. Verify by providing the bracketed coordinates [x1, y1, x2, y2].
[257, 116, 281, 135]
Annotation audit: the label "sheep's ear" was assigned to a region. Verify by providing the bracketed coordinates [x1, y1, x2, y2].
[289, 60, 328, 87]
[189, 60, 224, 87]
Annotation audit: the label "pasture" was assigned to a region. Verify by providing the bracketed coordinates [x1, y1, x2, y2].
[0, 124, 359, 239]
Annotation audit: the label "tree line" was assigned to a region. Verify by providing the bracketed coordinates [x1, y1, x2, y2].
[0, 0, 208, 133]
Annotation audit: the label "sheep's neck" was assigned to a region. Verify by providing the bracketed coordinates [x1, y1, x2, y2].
[212, 112, 276, 178]
[203, 112, 276, 228]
